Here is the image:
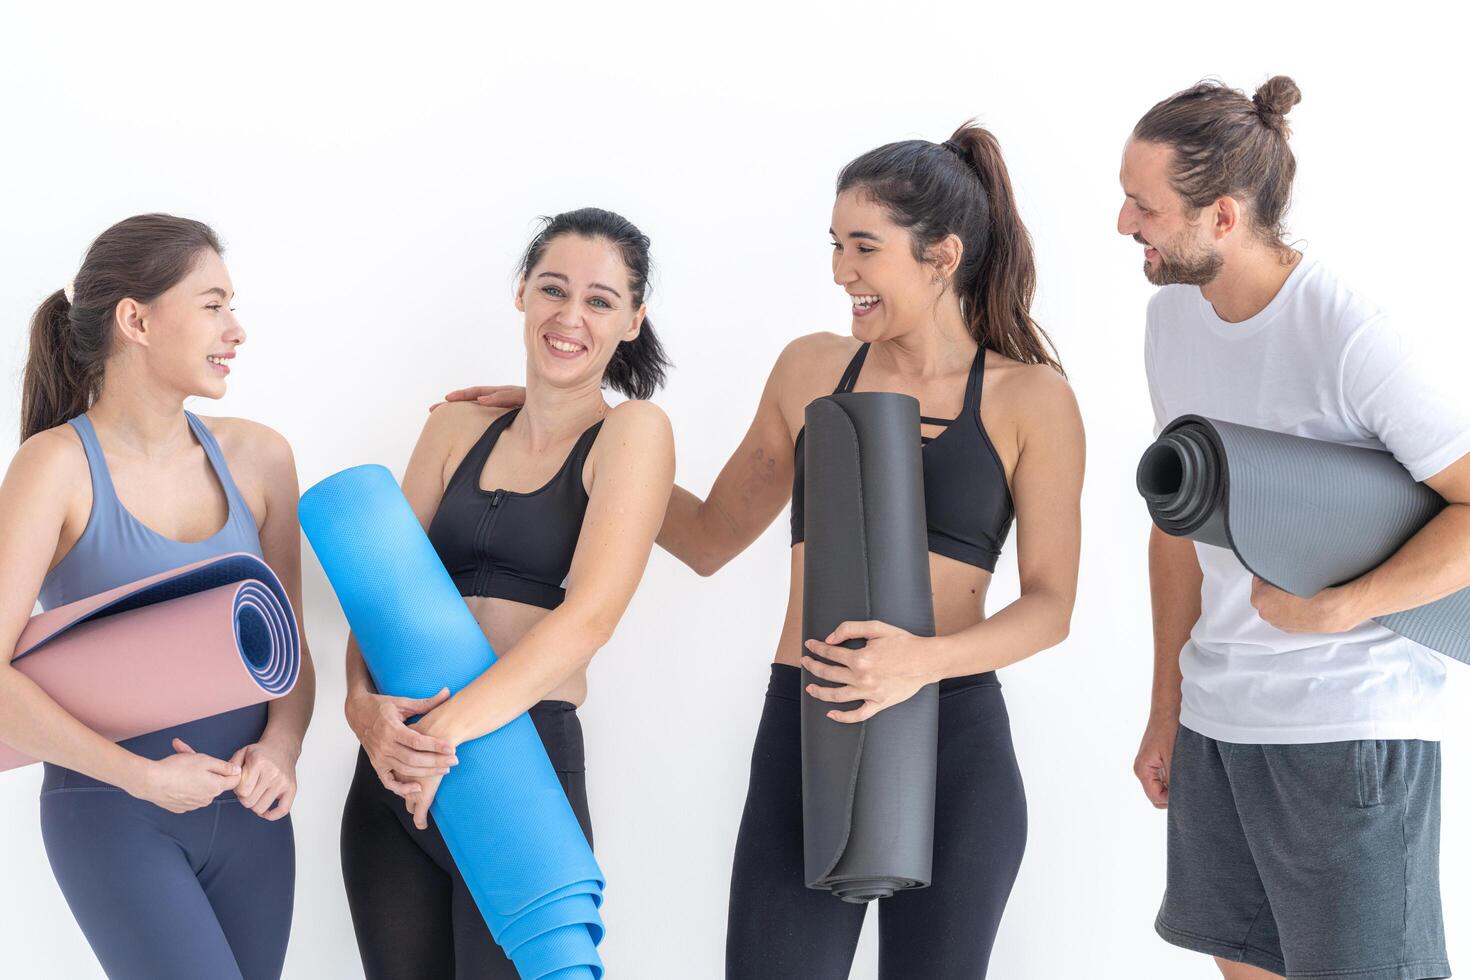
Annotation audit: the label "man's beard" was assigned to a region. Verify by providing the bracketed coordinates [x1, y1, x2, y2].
[1138, 233, 1223, 286]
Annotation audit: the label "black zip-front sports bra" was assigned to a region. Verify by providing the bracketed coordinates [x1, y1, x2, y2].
[427, 408, 604, 609]
[790, 343, 1014, 572]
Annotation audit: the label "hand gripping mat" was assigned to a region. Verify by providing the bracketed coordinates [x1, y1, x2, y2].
[298, 465, 604, 980]
[1138, 415, 1470, 664]
[0, 553, 299, 771]
[801, 393, 940, 903]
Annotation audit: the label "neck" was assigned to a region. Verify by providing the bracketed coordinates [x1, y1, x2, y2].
[87, 361, 194, 458]
[519, 371, 608, 449]
[1200, 243, 1301, 324]
[874, 298, 976, 378]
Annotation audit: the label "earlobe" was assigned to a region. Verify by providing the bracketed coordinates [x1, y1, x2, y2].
[513, 279, 527, 312]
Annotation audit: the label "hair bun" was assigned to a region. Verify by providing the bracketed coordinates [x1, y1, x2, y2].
[1252, 76, 1301, 134]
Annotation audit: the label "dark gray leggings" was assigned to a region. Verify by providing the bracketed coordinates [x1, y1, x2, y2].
[726, 664, 1027, 979]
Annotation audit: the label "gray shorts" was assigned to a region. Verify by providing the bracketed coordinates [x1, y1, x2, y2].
[1157, 725, 1449, 979]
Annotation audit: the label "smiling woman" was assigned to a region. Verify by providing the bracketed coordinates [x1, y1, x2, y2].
[515, 208, 670, 400]
[339, 207, 675, 980]
[0, 213, 317, 980]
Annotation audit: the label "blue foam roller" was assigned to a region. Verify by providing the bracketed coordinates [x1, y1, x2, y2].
[299, 464, 604, 980]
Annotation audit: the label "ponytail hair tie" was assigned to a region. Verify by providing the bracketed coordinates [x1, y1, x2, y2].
[62, 280, 75, 304]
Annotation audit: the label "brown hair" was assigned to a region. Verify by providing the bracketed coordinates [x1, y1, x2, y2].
[1133, 75, 1302, 247]
[837, 121, 1063, 374]
[23, 214, 223, 441]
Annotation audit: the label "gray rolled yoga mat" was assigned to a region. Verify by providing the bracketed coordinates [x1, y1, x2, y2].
[802, 392, 939, 903]
[1138, 414, 1470, 664]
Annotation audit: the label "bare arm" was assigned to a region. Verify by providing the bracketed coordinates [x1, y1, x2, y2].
[657, 355, 796, 576]
[928, 371, 1085, 677]
[252, 430, 315, 762]
[419, 401, 675, 745]
[0, 434, 151, 787]
[1132, 525, 1201, 808]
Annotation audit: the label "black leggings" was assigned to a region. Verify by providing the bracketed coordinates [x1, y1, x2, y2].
[726, 664, 1027, 979]
[341, 700, 593, 980]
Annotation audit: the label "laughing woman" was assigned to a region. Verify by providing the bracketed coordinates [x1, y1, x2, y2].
[0, 214, 316, 980]
[450, 124, 1084, 978]
[339, 208, 675, 980]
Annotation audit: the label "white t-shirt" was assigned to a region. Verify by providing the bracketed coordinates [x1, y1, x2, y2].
[1145, 255, 1470, 744]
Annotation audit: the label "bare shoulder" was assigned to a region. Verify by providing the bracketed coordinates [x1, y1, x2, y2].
[773, 331, 857, 379]
[771, 331, 860, 424]
[983, 353, 1079, 421]
[600, 399, 673, 444]
[195, 416, 296, 490]
[8, 424, 88, 491]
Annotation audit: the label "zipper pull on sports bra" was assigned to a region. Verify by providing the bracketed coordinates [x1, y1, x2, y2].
[426, 408, 605, 610]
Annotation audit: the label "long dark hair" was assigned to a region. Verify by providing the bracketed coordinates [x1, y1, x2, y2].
[837, 121, 1062, 374]
[1133, 76, 1302, 248]
[23, 214, 223, 441]
[517, 207, 671, 400]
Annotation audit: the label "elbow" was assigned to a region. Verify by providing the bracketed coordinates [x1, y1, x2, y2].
[1024, 587, 1074, 651]
[691, 552, 730, 577]
[1048, 596, 1076, 649]
[1049, 616, 1072, 649]
[571, 613, 616, 658]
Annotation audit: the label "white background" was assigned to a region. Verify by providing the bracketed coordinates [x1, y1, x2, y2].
[1, 3, 1465, 977]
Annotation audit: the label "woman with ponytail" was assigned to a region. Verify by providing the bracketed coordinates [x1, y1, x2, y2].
[450, 127, 1084, 976]
[0, 214, 316, 978]
[340, 208, 674, 978]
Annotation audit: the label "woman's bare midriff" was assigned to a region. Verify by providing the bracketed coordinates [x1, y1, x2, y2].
[773, 544, 992, 669]
[463, 594, 589, 706]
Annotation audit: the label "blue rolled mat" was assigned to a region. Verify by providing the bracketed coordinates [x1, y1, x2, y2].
[299, 464, 604, 980]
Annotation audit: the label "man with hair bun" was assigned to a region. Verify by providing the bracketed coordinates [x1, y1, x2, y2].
[1120, 76, 1470, 980]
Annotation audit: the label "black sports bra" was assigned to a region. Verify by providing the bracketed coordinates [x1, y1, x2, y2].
[427, 408, 604, 609]
[790, 343, 1014, 571]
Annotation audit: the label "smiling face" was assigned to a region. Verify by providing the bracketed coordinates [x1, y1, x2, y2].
[1117, 138, 1224, 287]
[515, 234, 645, 391]
[124, 248, 245, 399]
[830, 188, 953, 342]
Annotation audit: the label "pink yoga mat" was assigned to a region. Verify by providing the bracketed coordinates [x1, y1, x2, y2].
[0, 552, 300, 772]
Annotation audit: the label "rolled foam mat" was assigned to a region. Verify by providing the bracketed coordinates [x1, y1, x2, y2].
[298, 464, 604, 980]
[1139, 415, 1470, 664]
[801, 392, 939, 903]
[0, 552, 299, 771]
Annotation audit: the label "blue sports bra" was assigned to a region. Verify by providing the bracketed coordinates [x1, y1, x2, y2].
[37, 411, 267, 792]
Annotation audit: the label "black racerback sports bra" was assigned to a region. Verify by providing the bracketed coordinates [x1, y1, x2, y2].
[790, 343, 1014, 571]
[428, 407, 604, 609]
